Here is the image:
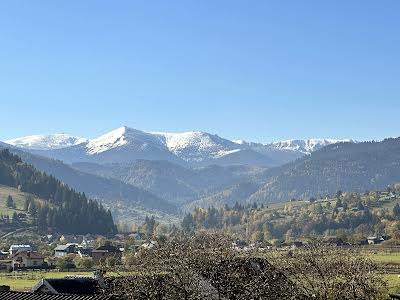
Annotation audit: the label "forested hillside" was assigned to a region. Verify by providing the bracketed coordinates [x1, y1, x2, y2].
[8, 148, 177, 214]
[183, 186, 400, 243]
[72, 160, 266, 204]
[0, 149, 116, 235]
[249, 138, 400, 203]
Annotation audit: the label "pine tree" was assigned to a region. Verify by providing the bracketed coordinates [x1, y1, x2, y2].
[393, 203, 400, 218]
[182, 213, 195, 232]
[28, 201, 37, 216]
[6, 195, 14, 208]
[24, 196, 31, 211]
[12, 211, 18, 224]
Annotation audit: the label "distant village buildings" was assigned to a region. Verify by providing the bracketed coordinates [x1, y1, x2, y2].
[11, 251, 45, 269]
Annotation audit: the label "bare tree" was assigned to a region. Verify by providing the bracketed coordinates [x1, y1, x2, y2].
[105, 232, 306, 299]
[267, 243, 387, 300]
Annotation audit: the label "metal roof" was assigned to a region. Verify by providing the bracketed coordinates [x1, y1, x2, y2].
[0, 291, 114, 300]
[54, 245, 71, 251]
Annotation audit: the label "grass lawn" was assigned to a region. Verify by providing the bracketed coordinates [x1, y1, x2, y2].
[368, 251, 400, 264]
[368, 251, 400, 294]
[0, 185, 50, 218]
[385, 274, 400, 294]
[0, 271, 93, 291]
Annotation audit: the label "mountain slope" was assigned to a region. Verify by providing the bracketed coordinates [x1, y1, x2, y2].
[0, 144, 176, 215]
[0, 149, 116, 235]
[186, 181, 261, 211]
[19, 152, 176, 214]
[72, 160, 267, 204]
[248, 138, 400, 203]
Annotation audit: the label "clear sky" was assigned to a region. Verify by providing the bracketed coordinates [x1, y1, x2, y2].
[0, 1, 399, 143]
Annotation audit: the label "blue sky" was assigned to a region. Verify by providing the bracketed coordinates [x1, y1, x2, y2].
[0, 1, 399, 143]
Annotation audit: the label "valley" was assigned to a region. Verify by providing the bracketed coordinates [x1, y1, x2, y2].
[2, 128, 400, 226]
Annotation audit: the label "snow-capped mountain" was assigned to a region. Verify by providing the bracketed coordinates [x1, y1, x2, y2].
[153, 131, 242, 163]
[6, 134, 87, 150]
[269, 139, 354, 154]
[87, 126, 166, 155]
[3, 127, 354, 167]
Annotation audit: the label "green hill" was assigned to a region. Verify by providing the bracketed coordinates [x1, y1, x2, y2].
[0, 149, 116, 235]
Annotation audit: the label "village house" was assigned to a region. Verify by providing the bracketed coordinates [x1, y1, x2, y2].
[92, 245, 121, 264]
[0, 250, 8, 259]
[0, 291, 114, 299]
[0, 274, 115, 299]
[31, 277, 102, 295]
[323, 236, 344, 247]
[114, 234, 125, 241]
[232, 239, 248, 250]
[11, 251, 45, 269]
[367, 236, 384, 245]
[78, 247, 93, 258]
[128, 232, 145, 240]
[54, 244, 78, 257]
[291, 241, 304, 249]
[9, 244, 32, 255]
[140, 240, 158, 250]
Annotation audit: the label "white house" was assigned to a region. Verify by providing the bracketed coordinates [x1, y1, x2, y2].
[11, 251, 45, 269]
[9, 244, 32, 255]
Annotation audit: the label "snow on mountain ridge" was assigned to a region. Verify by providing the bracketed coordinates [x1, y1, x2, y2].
[270, 139, 354, 154]
[5, 134, 88, 150]
[4, 127, 355, 165]
[152, 131, 239, 162]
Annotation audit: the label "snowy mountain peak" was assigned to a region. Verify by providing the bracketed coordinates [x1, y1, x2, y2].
[233, 139, 246, 145]
[154, 131, 230, 150]
[86, 126, 166, 155]
[5, 134, 88, 150]
[270, 139, 353, 154]
[152, 131, 238, 162]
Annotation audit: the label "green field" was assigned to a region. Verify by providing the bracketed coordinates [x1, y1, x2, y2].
[369, 251, 400, 264]
[385, 274, 400, 294]
[367, 251, 400, 294]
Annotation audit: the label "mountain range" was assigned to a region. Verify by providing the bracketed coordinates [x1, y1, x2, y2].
[5, 126, 350, 167]
[4, 127, 399, 223]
